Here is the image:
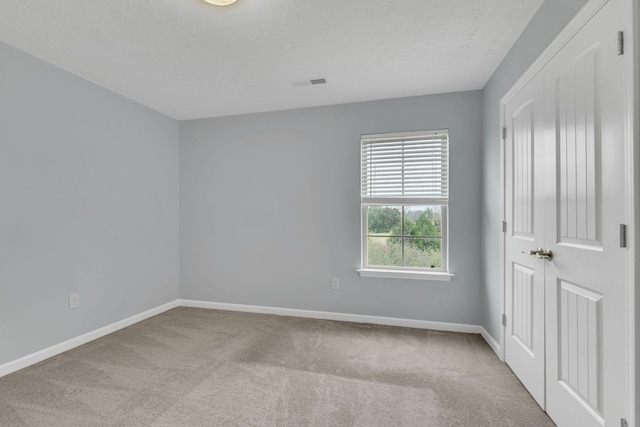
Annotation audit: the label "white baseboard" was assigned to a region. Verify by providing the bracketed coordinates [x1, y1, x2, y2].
[0, 299, 503, 379]
[0, 300, 179, 378]
[179, 299, 483, 334]
[480, 327, 501, 358]
[180, 300, 504, 357]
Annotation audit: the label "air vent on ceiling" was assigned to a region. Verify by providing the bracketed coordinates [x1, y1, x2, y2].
[291, 78, 328, 88]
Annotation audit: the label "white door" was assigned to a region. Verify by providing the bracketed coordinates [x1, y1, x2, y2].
[543, 0, 629, 425]
[503, 72, 546, 408]
[503, 0, 631, 424]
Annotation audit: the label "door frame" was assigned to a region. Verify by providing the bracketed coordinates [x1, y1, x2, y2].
[498, 0, 638, 423]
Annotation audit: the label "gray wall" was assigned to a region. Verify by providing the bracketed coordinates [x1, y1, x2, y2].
[180, 91, 484, 325]
[0, 42, 180, 366]
[0, 0, 600, 368]
[480, 0, 590, 340]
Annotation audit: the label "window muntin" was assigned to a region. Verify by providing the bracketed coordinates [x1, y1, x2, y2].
[361, 130, 449, 272]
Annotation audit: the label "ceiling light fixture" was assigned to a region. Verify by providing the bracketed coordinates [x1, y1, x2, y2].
[203, 0, 237, 5]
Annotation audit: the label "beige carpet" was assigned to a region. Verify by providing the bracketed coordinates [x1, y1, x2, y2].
[0, 307, 554, 426]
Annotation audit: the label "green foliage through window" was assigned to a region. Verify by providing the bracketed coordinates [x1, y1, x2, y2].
[367, 207, 401, 233]
[367, 206, 442, 269]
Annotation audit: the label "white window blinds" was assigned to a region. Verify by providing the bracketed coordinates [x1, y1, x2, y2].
[361, 130, 449, 203]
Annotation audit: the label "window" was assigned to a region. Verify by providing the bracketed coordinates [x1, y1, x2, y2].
[358, 130, 452, 281]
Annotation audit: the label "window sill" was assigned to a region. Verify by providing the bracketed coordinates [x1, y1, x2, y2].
[356, 268, 454, 282]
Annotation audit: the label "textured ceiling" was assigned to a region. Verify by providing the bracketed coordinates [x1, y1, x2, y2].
[0, 0, 543, 120]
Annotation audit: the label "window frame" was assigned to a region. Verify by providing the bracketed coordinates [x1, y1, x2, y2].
[357, 130, 454, 281]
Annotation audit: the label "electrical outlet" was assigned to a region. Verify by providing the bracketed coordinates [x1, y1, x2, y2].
[331, 277, 340, 290]
[69, 293, 80, 310]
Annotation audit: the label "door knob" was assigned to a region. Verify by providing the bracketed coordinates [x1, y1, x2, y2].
[537, 249, 553, 260]
[527, 248, 553, 260]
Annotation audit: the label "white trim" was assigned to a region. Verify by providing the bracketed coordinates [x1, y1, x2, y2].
[442, 203, 450, 273]
[183, 300, 502, 355]
[626, 0, 638, 424]
[499, 98, 507, 363]
[0, 300, 178, 378]
[0, 299, 505, 380]
[361, 203, 368, 270]
[361, 198, 448, 205]
[361, 129, 448, 140]
[179, 299, 476, 333]
[480, 327, 501, 358]
[356, 268, 454, 281]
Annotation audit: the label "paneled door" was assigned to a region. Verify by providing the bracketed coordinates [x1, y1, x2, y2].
[503, 72, 546, 408]
[542, 0, 629, 425]
[503, 0, 630, 424]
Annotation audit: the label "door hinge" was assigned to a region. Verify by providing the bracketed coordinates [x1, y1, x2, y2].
[502, 314, 507, 326]
[621, 418, 628, 427]
[617, 31, 624, 55]
[502, 127, 507, 140]
[502, 220, 507, 233]
[620, 224, 627, 248]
